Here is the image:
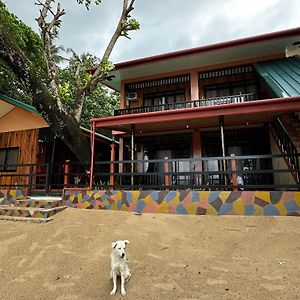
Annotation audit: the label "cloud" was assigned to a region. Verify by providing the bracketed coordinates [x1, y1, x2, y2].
[4, 0, 300, 63]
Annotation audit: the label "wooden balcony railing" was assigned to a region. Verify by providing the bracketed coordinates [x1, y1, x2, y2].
[114, 92, 266, 116]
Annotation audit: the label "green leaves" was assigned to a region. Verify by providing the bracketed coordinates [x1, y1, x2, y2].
[57, 82, 71, 103]
[57, 52, 119, 125]
[121, 17, 140, 39]
[0, 1, 48, 102]
[100, 60, 115, 77]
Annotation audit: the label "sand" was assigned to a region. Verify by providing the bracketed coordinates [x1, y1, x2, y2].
[0, 208, 299, 300]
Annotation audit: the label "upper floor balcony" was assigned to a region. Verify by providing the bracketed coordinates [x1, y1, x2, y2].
[114, 92, 267, 116]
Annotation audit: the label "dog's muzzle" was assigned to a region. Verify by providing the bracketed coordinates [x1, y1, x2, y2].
[121, 253, 125, 258]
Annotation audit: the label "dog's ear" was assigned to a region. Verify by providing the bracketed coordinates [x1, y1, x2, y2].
[112, 242, 118, 249]
[124, 240, 130, 245]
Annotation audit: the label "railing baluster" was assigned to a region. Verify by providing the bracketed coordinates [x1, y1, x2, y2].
[114, 93, 265, 115]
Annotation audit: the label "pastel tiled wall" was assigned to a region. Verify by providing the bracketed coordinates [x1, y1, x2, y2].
[63, 189, 300, 216]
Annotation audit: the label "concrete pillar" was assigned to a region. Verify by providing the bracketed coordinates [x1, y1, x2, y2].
[219, 116, 228, 185]
[118, 137, 124, 173]
[110, 142, 116, 187]
[190, 71, 199, 101]
[192, 129, 202, 185]
[192, 129, 202, 158]
[120, 81, 126, 109]
[130, 124, 135, 186]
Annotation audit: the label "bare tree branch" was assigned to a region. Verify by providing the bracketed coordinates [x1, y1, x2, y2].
[87, 0, 137, 92]
[36, 0, 66, 110]
[35, 0, 138, 121]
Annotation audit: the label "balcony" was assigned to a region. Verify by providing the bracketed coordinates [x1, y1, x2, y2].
[114, 92, 266, 116]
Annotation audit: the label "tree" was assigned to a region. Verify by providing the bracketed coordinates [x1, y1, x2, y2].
[0, 1, 47, 103]
[0, 0, 139, 161]
[57, 52, 120, 128]
[35, 0, 139, 121]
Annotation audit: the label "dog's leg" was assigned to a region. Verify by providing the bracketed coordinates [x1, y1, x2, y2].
[110, 271, 117, 295]
[120, 273, 126, 296]
[125, 268, 131, 282]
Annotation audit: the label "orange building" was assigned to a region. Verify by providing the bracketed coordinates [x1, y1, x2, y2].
[0, 94, 114, 193]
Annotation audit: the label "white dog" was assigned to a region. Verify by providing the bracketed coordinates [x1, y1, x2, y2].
[110, 240, 131, 296]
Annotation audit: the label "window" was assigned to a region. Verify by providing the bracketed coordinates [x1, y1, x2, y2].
[0, 147, 19, 171]
[143, 89, 185, 107]
[204, 80, 258, 98]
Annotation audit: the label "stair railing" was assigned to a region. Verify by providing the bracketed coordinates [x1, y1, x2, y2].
[270, 118, 300, 183]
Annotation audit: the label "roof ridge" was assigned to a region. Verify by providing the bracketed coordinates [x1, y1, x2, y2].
[0, 93, 40, 115]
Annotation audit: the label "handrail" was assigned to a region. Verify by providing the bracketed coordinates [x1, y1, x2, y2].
[0, 153, 299, 192]
[114, 92, 266, 116]
[270, 118, 300, 183]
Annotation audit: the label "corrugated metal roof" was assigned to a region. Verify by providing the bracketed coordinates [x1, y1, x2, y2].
[0, 93, 40, 115]
[254, 57, 300, 97]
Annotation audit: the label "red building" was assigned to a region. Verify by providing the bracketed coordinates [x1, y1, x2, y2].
[90, 28, 300, 191]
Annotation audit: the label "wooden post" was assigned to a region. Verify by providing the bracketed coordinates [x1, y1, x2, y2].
[45, 163, 50, 194]
[25, 164, 32, 196]
[230, 154, 238, 191]
[164, 157, 170, 191]
[64, 160, 70, 187]
[110, 142, 116, 188]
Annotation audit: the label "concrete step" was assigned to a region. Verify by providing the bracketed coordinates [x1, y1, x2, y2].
[0, 196, 63, 208]
[0, 215, 52, 223]
[0, 205, 67, 222]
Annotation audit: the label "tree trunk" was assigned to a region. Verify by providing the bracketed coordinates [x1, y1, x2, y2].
[0, 24, 91, 162]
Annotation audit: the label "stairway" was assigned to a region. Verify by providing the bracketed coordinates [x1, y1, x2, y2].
[280, 113, 300, 151]
[0, 195, 67, 222]
[270, 115, 300, 184]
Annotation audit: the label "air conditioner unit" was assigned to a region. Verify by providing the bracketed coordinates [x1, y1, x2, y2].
[127, 92, 138, 100]
[285, 42, 300, 57]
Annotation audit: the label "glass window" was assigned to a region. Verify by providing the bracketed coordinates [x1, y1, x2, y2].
[0, 148, 19, 172]
[144, 98, 152, 107]
[0, 150, 5, 166]
[246, 84, 258, 94]
[204, 80, 259, 98]
[175, 93, 185, 103]
[143, 89, 185, 107]
[205, 89, 218, 98]
[153, 97, 162, 106]
[218, 85, 230, 97]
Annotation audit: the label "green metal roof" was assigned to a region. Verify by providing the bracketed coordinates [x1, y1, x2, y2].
[0, 94, 40, 115]
[254, 57, 300, 97]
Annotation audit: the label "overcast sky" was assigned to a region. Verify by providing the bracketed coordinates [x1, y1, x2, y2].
[3, 0, 300, 63]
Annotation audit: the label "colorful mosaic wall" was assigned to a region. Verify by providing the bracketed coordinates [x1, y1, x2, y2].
[63, 189, 300, 216]
[0, 206, 66, 219]
[0, 189, 25, 203]
[0, 190, 66, 220]
[0, 198, 62, 208]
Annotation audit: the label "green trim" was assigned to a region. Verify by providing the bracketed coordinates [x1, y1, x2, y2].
[0, 94, 40, 115]
[254, 57, 300, 97]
